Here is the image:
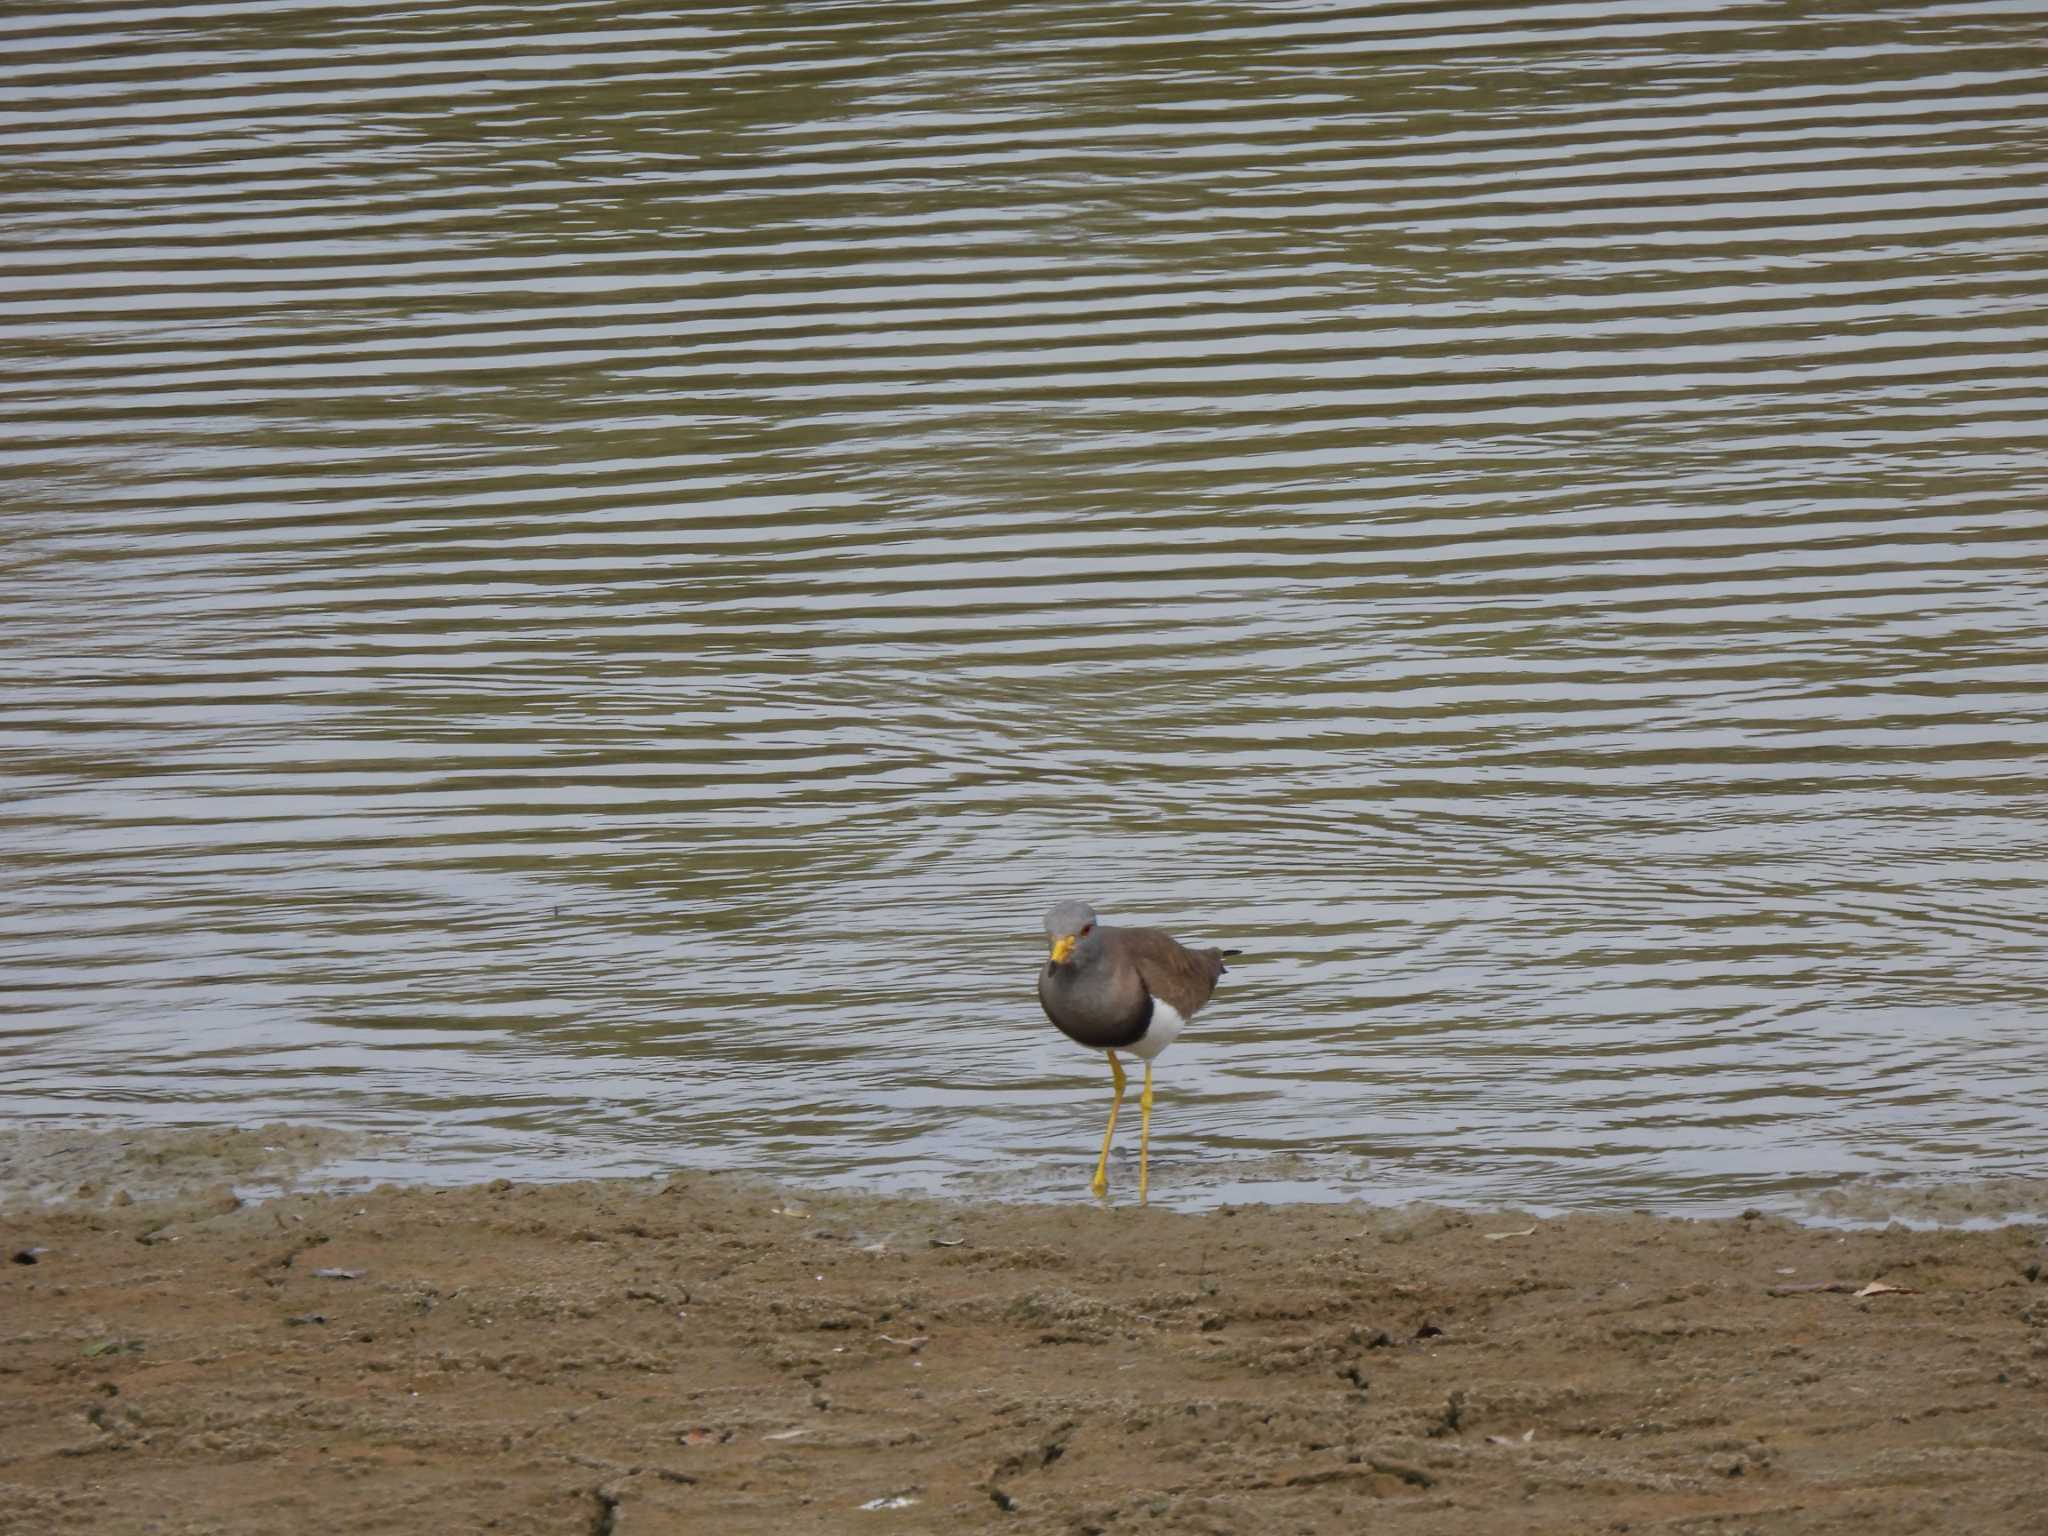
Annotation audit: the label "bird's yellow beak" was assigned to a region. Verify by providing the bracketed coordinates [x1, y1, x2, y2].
[1049, 933, 1076, 965]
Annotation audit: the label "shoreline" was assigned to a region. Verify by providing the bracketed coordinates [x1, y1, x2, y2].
[5, 1120, 2045, 1231]
[4, 1131, 2045, 1533]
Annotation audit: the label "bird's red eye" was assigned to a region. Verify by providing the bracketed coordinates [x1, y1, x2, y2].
[1080, 923, 1093, 936]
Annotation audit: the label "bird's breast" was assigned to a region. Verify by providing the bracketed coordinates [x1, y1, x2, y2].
[1039, 963, 1152, 1051]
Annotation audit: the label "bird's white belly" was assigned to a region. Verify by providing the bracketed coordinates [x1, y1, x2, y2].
[1126, 999, 1188, 1061]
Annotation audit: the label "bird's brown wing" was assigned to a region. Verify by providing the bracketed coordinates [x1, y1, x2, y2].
[1118, 926, 1228, 1019]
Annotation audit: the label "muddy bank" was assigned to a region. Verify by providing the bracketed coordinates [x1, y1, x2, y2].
[0, 1123, 373, 1209]
[4, 1159, 2047, 1533]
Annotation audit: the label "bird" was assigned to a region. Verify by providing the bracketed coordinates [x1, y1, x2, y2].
[1037, 899, 1238, 1200]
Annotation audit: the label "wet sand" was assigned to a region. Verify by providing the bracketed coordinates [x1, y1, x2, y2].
[3, 1130, 2046, 1534]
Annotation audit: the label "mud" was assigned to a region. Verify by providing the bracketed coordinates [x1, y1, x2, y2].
[0, 1123, 373, 1209]
[4, 1154, 2046, 1533]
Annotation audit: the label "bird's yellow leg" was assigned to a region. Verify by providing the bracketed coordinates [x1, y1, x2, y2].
[1091, 1050, 1127, 1198]
[1139, 1061, 1154, 1202]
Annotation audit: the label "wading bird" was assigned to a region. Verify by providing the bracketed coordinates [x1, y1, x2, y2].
[1037, 900, 1238, 1200]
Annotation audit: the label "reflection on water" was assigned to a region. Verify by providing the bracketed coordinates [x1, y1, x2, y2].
[3, 2, 2046, 1214]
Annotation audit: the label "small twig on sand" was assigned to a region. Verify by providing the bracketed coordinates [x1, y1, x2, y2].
[1767, 1279, 1919, 1298]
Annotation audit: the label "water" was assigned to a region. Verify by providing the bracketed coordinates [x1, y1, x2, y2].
[4, 1, 2047, 1216]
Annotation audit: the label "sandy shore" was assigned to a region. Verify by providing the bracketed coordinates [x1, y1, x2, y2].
[3, 1130, 2046, 1534]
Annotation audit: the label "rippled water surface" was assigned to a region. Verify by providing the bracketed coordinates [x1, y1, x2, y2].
[5, 1, 2047, 1214]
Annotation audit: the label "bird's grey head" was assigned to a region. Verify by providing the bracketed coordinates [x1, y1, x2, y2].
[1043, 900, 1100, 966]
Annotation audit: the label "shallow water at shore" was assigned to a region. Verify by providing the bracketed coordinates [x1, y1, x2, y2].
[5, 1123, 2046, 1232]
[4, 3, 2047, 1213]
